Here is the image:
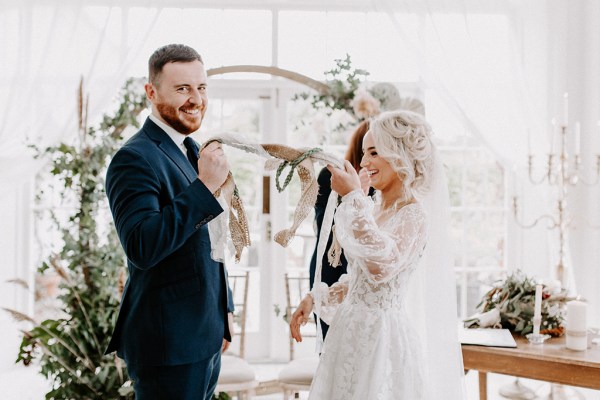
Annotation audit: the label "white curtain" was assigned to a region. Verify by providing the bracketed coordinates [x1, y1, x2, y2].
[372, 0, 583, 283]
[373, 0, 600, 325]
[0, 0, 162, 369]
[0, 0, 598, 360]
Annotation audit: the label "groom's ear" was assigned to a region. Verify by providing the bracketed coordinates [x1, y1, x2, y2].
[144, 82, 156, 102]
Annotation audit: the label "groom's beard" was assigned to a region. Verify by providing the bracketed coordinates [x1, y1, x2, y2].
[156, 102, 204, 134]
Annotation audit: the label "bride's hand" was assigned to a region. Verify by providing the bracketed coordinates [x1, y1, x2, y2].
[327, 161, 361, 197]
[290, 294, 314, 343]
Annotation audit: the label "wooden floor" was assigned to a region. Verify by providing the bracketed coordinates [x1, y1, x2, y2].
[1, 361, 599, 399]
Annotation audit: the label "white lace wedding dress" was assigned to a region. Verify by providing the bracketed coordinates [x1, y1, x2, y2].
[309, 190, 429, 400]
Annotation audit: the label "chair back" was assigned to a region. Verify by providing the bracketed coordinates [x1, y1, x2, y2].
[227, 269, 251, 358]
[284, 271, 317, 360]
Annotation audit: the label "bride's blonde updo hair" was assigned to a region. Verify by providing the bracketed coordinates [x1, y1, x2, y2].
[369, 110, 435, 199]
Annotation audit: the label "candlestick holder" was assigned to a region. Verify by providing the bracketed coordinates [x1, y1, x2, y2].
[513, 124, 600, 285]
[511, 114, 599, 400]
[526, 332, 551, 344]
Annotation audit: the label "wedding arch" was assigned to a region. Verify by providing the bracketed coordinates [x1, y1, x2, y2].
[207, 65, 329, 94]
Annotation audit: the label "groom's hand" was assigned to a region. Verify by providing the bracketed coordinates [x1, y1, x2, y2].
[290, 294, 314, 343]
[222, 312, 234, 353]
[198, 141, 230, 193]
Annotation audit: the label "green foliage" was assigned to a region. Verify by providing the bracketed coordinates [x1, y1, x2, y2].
[12, 77, 147, 399]
[292, 54, 371, 132]
[466, 270, 574, 336]
[212, 392, 232, 400]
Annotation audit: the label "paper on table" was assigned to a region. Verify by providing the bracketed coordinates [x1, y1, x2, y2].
[459, 328, 517, 348]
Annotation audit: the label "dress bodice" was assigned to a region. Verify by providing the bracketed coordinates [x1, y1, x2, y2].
[312, 190, 427, 322]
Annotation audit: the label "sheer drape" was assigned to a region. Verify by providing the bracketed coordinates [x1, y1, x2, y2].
[372, 0, 581, 292]
[1, 0, 598, 363]
[0, 1, 162, 369]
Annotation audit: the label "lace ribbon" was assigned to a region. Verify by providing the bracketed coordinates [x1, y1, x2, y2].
[201, 133, 343, 266]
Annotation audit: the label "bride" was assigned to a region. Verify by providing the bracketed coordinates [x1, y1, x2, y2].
[290, 110, 465, 399]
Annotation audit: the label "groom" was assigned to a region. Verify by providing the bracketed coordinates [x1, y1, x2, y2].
[105, 44, 234, 399]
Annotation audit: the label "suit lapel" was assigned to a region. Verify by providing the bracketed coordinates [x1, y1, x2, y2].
[143, 118, 198, 183]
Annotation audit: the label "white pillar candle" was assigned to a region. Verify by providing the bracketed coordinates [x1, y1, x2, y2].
[533, 284, 542, 335]
[566, 300, 587, 351]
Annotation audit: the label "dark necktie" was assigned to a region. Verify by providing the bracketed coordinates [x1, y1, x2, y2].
[183, 137, 199, 173]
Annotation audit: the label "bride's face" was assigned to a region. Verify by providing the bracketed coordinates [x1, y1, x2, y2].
[360, 131, 400, 191]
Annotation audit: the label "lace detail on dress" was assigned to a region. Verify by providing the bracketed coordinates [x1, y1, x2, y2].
[308, 190, 429, 400]
[336, 190, 427, 283]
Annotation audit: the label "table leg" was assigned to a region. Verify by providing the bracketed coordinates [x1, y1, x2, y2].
[478, 371, 487, 400]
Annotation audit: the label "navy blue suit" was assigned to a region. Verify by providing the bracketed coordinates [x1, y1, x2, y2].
[105, 118, 232, 398]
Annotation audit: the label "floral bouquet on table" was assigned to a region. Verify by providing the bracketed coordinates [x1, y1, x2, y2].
[464, 270, 576, 336]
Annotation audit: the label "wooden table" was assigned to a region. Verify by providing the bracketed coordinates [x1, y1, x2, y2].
[462, 333, 600, 400]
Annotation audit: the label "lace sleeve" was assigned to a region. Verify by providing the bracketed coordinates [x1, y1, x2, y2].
[310, 274, 350, 325]
[334, 190, 427, 282]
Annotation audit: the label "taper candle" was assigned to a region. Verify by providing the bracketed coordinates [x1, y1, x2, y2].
[563, 92, 569, 126]
[550, 118, 557, 154]
[575, 122, 581, 155]
[533, 284, 542, 335]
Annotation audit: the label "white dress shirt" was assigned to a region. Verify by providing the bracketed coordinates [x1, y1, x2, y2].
[149, 113, 189, 156]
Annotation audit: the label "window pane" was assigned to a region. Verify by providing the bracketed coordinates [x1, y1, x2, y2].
[201, 98, 263, 268]
[442, 151, 464, 207]
[464, 152, 504, 207]
[465, 211, 505, 268]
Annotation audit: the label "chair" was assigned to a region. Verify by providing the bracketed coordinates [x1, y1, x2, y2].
[215, 270, 258, 400]
[284, 272, 317, 361]
[278, 272, 319, 400]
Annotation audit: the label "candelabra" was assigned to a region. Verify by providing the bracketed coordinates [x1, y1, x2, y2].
[510, 108, 600, 399]
[512, 123, 600, 285]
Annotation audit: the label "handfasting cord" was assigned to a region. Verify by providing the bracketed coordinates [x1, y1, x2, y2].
[275, 147, 323, 192]
[201, 133, 343, 354]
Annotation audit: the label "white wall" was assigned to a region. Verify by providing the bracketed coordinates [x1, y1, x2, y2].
[558, 0, 600, 327]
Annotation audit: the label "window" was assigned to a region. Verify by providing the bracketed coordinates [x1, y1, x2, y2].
[30, 5, 514, 359]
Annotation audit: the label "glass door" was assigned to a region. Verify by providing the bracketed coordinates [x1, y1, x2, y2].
[199, 81, 289, 360]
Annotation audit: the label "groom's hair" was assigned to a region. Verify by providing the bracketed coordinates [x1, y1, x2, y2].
[149, 44, 203, 85]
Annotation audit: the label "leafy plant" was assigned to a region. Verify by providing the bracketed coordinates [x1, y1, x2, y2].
[464, 270, 574, 336]
[4, 77, 147, 399]
[292, 54, 373, 132]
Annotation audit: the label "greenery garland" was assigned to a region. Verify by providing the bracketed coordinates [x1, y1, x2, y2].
[292, 54, 373, 132]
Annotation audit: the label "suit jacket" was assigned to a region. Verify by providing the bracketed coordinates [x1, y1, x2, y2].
[105, 118, 233, 366]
